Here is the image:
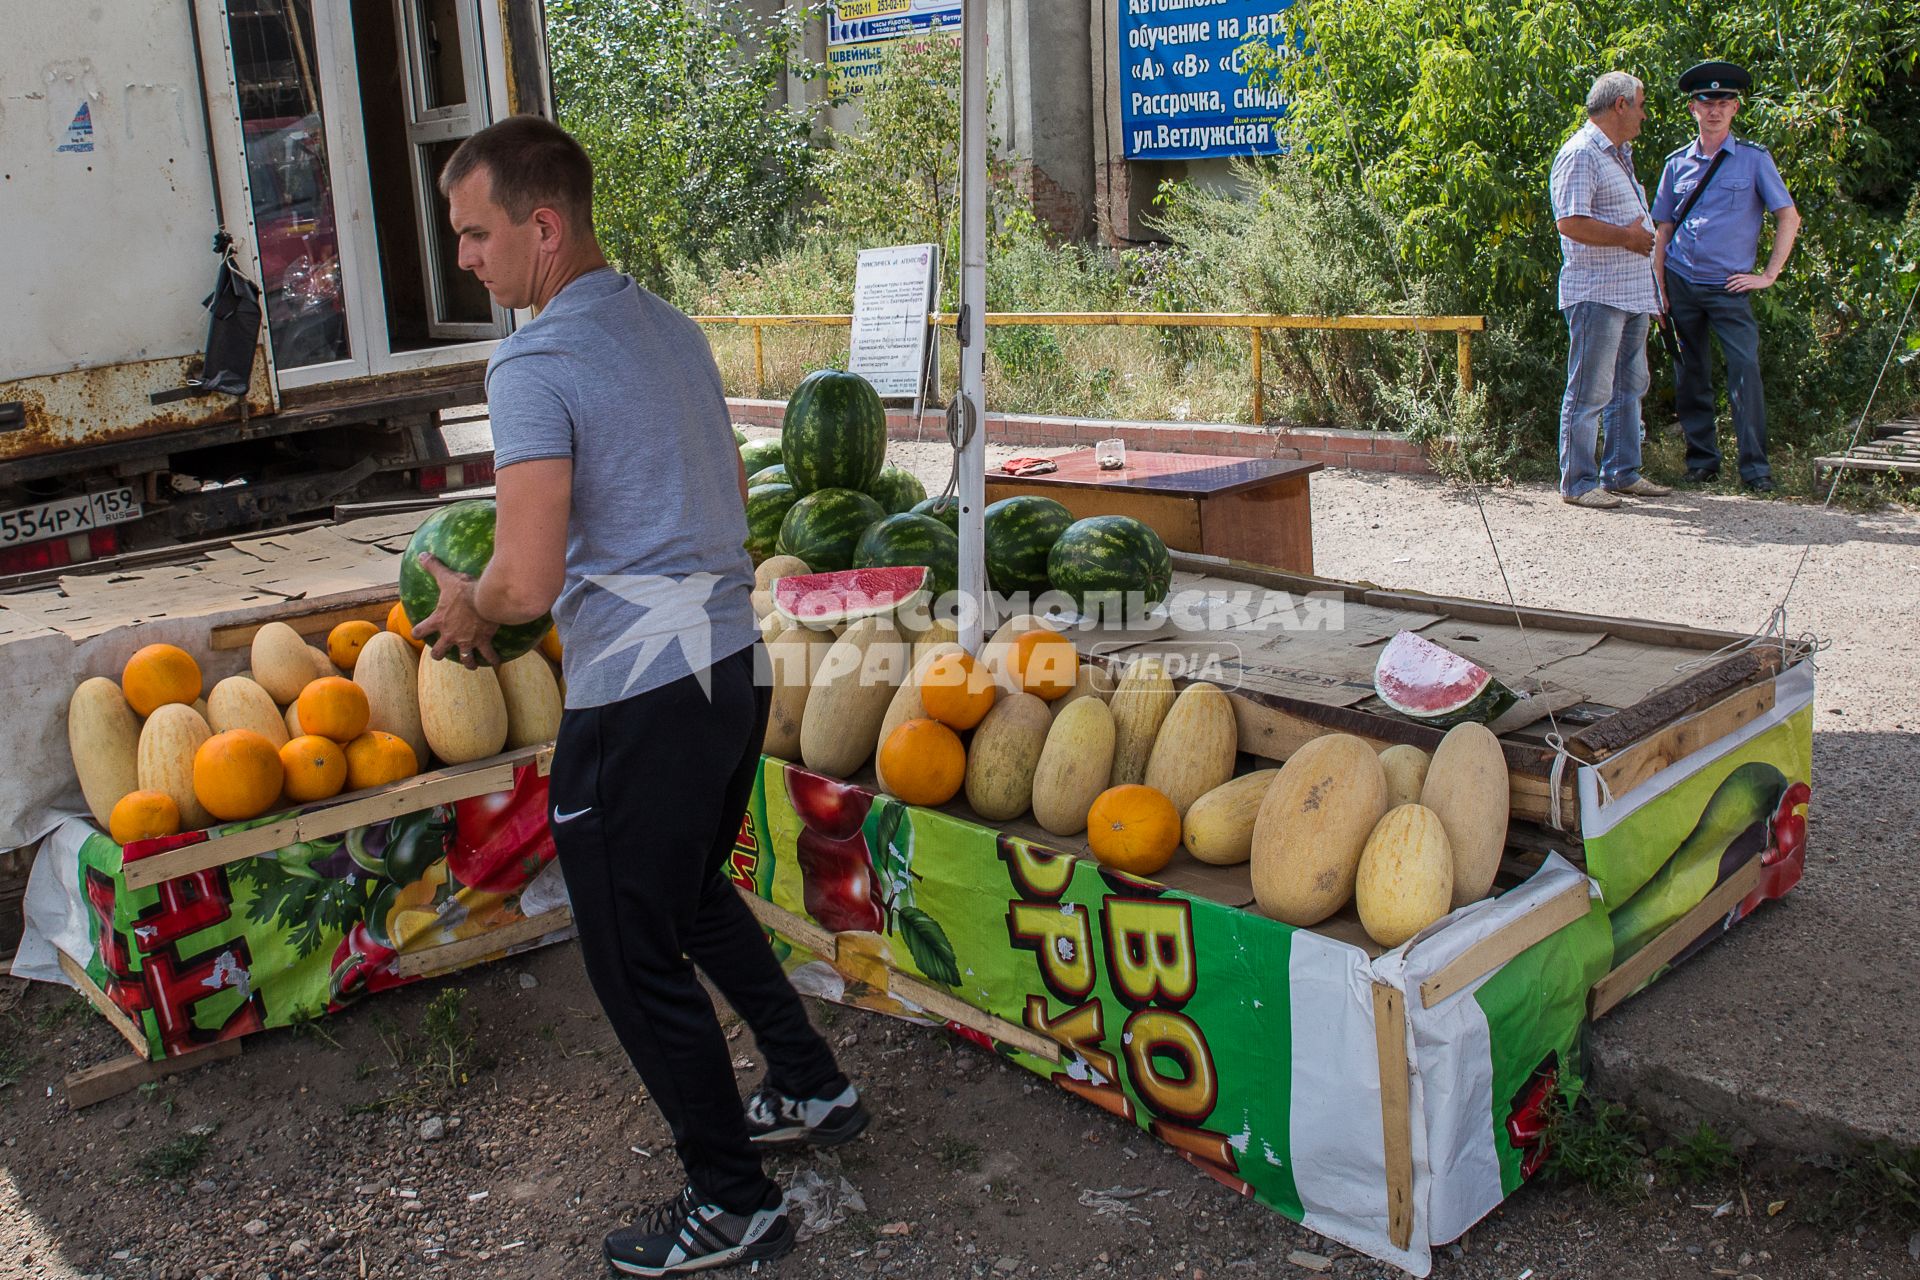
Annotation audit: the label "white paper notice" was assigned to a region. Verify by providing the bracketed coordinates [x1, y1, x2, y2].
[848, 243, 939, 398]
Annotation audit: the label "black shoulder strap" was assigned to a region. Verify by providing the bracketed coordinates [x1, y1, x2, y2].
[1674, 148, 1730, 224]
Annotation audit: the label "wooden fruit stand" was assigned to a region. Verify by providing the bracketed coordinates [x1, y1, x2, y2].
[4, 515, 1815, 1276]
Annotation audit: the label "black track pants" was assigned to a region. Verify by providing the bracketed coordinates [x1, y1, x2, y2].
[547, 643, 846, 1213]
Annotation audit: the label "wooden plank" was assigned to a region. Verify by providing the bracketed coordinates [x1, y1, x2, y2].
[58, 950, 149, 1059]
[391, 907, 574, 979]
[1202, 477, 1315, 575]
[739, 890, 1061, 1063]
[1588, 857, 1762, 1020]
[1816, 455, 1920, 476]
[1370, 982, 1415, 1251]
[122, 752, 530, 890]
[1418, 881, 1591, 1008]
[210, 597, 397, 650]
[1593, 682, 1776, 796]
[1357, 588, 1747, 653]
[1570, 648, 1785, 759]
[64, 1039, 243, 1110]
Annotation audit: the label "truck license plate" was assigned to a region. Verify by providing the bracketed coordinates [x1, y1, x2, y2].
[0, 487, 142, 548]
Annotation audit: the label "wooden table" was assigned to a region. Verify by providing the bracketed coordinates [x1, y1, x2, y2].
[985, 450, 1320, 573]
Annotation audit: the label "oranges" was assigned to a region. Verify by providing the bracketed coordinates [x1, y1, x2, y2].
[1086, 784, 1181, 877]
[122, 644, 202, 717]
[108, 790, 182, 845]
[327, 619, 380, 672]
[279, 734, 348, 803]
[344, 731, 418, 791]
[386, 601, 424, 650]
[295, 676, 371, 742]
[192, 730, 285, 822]
[919, 650, 997, 731]
[878, 719, 966, 807]
[1008, 630, 1078, 701]
[539, 625, 563, 662]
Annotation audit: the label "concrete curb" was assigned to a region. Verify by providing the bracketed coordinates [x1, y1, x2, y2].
[726, 398, 1433, 476]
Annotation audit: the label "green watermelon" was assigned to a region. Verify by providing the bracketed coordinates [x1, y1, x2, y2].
[744, 482, 801, 564]
[984, 495, 1074, 598]
[748, 463, 789, 487]
[777, 488, 886, 573]
[398, 499, 553, 662]
[1046, 515, 1173, 619]
[740, 437, 782, 476]
[911, 495, 960, 532]
[853, 512, 958, 601]
[781, 369, 886, 495]
[732, 426, 748, 447]
[867, 463, 927, 515]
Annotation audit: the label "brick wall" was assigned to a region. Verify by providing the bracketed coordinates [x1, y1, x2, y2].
[727, 399, 1433, 476]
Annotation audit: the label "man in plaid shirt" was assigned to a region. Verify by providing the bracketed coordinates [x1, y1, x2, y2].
[1549, 71, 1673, 509]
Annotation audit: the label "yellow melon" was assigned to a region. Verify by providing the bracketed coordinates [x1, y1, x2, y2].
[1250, 734, 1388, 926]
[206, 675, 290, 749]
[964, 692, 1052, 822]
[1421, 722, 1509, 908]
[67, 677, 143, 828]
[137, 702, 214, 831]
[1107, 656, 1176, 788]
[800, 618, 910, 778]
[1182, 769, 1281, 866]
[250, 622, 314, 705]
[1030, 696, 1116, 837]
[415, 649, 508, 764]
[1355, 804, 1455, 947]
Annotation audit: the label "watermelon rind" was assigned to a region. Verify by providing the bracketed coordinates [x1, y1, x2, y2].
[911, 495, 960, 533]
[732, 426, 748, 447]
[1372, 630, 1520, 727]
[854, 512, 958, 601]
[740, 437, 783, 477]
[781, 369, 886, 495]
[776, 487, 886, 573]
[748, 463, 790, 487]
[984, 495, 1074, 598]
[867, 463, 928, 515]
[1045, 515, 1172, 620]
[773, 566, 929, 627]
[398, 498, 552, 663]
[744, 482, 802, 565]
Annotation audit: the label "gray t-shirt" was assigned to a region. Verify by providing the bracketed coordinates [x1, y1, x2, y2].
[485, 268, 756, 708]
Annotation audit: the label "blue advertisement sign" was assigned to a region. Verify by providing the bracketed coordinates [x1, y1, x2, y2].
[1118, 1, 1295, 161]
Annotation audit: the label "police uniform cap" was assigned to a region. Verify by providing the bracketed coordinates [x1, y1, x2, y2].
[1678, 61, 1751, 99]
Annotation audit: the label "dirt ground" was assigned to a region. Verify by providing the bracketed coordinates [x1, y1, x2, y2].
[5, 450, 1918, 1280]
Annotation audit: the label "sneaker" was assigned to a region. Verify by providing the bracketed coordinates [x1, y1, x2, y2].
[743, 1082, 870, 1149]
[603, 1184, 794, 1276]
[1605, 477, 1672, 497]
[1561, 489, 1622, 509]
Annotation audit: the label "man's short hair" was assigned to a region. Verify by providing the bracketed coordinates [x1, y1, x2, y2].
[439, 115, 593, 235]
[1586, 71, 1644, 116]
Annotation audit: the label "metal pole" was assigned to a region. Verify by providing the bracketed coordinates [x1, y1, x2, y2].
[1456, 330, 1473, 395]
[956, 0, 989, 653]
[752, 324, 766, 397]
[1250, 327, 1264, 425]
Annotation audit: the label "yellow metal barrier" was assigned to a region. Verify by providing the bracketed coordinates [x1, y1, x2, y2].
[691, 311, 1487, 425]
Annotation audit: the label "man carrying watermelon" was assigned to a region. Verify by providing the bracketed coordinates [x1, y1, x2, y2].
[412, 116, 864, 1277]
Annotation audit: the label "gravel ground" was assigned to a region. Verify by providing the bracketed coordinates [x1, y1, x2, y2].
[4, 438, 1915, 1280]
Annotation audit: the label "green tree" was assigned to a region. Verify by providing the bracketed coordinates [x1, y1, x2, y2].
[547, 0, 824, 289]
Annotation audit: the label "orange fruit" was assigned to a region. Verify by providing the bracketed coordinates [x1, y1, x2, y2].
[386, 601, 424, 650]
[344, 731, 418, 790]
[108, 790, 182, 845]
[122, 644, 202, 717]
[192, 730, 286, 822]
[1086, 784, 1180, 877]
[279, 734, 348, 803]
[539, 626, 563, 662]
[878, 718, 967, 807]
[919, 650, 997, 730]
[327, 619, 380, 672]
[1009, 629, 1078, 701]
[295, 676, 371, 742]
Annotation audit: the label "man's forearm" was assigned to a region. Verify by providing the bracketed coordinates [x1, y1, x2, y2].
[475, 561, 552, 627]
[1556, 215, 1643, 248]
[1762, 208, 1800, 278]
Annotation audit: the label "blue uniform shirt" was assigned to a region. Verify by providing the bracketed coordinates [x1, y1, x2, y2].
[1652, 135, 1794, 288]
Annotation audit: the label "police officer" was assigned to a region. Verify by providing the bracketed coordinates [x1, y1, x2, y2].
[1652, 61, 1800, 493]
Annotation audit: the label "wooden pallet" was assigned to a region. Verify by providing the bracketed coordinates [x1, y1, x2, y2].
[1815, 419, 1920, 478]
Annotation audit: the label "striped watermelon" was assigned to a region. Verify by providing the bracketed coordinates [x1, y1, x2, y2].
[740, 437, 782, 477]
[911, 495, 960, 532]
[854, 512, 958, 600]
[984, 495, 1074, 597]
[748, 464, 789, 487]
[777, 488, 886, 573]
[744, 483, 802, 564]
[781, 370, 886, 494]
[398, 499, 552, 662]
[733, 426, 748, 446]
[1046, 515, 1172, 618]
[867, 463, 927, 515]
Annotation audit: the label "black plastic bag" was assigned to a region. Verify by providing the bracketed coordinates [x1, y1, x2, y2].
[191, 249, 263, 397]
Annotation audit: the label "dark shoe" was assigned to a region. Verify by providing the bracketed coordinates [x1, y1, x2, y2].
[1684, 468, 1719, 484]
[603, 1185, 794, 1276]
[1744, 477, 1776, 494]
[744, 1082, 869, 1149]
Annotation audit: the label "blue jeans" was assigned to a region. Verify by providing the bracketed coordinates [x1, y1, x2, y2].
[1665, 269, 1769, 484]
[1559, 302, 1649, 497]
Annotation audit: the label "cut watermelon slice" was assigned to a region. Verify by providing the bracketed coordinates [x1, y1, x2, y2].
[1373, 630, 1520, 727]
[772, 565, 929, 627]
